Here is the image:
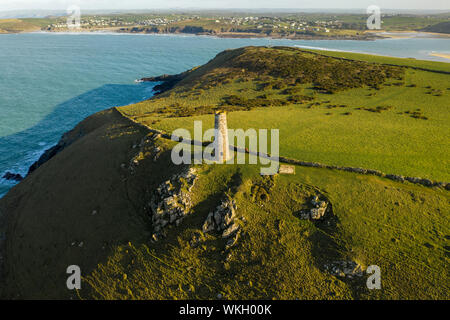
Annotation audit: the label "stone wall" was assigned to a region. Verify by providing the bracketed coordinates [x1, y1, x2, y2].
[117, 108, 449, 190]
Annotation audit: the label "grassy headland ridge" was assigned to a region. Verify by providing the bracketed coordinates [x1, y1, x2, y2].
[0, 46, 448, 300]
[0, 19, 41, 33]
[130, 46, 450, 181]
[422, 21, 450, 34]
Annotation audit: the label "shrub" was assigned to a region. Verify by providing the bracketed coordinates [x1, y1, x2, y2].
[229, 48, 404, 94]
[221, 95, 287, 110]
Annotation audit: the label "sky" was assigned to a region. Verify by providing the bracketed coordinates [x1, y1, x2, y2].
[0, 0, 448, 11]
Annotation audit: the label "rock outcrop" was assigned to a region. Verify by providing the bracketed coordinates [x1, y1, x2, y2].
[140, 68, 192, 95]
[202, 198, 241, 249]
[148, 167, 198, 241]
[324, 261, 364, 279]
[2, 172, 23, 182]
[126, 133, 162, 175]
[27, 144, 65, 175]
[299, 195, 329, 220]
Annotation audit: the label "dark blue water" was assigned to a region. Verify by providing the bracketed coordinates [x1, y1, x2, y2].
[0, 32, 449, 197]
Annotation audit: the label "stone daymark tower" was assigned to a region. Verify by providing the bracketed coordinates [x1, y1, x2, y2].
[214, 111, 232, 163]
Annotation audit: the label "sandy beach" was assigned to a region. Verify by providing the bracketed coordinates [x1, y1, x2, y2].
[429, 53, 450, 60]
[370, 31, 450, 39]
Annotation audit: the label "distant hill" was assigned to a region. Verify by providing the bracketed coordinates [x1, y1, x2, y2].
[0, 10, 65, 19]
[422, 21, 450, 34]
[0, 19, 40, 33]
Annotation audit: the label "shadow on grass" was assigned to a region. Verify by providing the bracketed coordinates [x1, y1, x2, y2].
[303, 197, 367, 298]
[0, 82, 155, 197]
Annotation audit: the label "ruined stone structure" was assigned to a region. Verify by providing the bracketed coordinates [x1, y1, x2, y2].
[214, 111, 232, 163]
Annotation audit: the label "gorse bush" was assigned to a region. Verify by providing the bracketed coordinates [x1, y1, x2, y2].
[355, 105, 394, 113]
[288, 95, 314, 104]
[228, 47, 405, 93]
[221, 95, 288, 110]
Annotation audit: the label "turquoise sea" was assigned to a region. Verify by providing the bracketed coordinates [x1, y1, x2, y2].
[0, 32, 449, 197]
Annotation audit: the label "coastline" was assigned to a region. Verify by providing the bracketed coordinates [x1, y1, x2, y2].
[17, 30, 450, 64]
[371, 30, 450, 39]
[3, 29, 447, 53]
[22, 28, 382, 41]
[429, 52, 450, 60]
[4, 26, 449, 41]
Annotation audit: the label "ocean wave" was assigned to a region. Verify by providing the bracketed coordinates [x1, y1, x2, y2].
[0, 141, 54, 184]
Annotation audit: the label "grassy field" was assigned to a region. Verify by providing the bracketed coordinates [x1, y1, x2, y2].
[83, 46, 449, 299]
[304, 13, 450, 31]
[381, 15, 450, 31]
[0, 19, 41, 33]
[301, 48, 450, 73]
[119, 47, 450, 181]
[84, 161, 450, 299]
[1, 46, 448, 300]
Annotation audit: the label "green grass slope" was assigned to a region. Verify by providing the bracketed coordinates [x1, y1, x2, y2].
[422, 21, 450, 34]
[120, 46, 450, 181]
[0, 109, 182, 298]
[0, 46, 448, 300]
[84, 163, 449, 300]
